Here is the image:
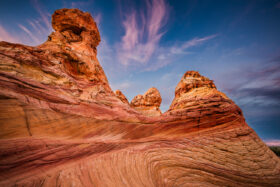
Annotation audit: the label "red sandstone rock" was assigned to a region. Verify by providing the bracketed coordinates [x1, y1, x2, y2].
[115, 89, 129, 104]
[0, 8, 279, 187]
[169, 70, 228, 111]
[174, 71, 216, 98]
[0, 8, 138, 122]
[131, 87, 162, 116]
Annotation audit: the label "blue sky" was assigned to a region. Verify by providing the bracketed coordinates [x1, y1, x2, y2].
[0, 0, 280, 145]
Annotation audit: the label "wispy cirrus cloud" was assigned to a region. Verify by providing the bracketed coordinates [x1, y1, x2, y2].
[94, 13, 102, 27]
[0, 25, 19, 43]
[22, 0, 52, 45]
[227, 56, 280, 102]
[22, 0, 101, 45]
[265, 139, 280, 146]
[0, 0, 51, 45]
[143, 34, 217, 71]
[215, 54, 280, 120]
[3, 0, 52, 46]
[117, 0, 169, 65]
[114, 0, 217, 70]
[30, 0, 52, 30]
[18, 24, 40, 44]
[170, 34, 218, 55]
[27, 19, 44, 36]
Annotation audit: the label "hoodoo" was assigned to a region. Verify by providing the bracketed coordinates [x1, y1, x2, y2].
[0, 8, 279, 187]
[131, 87, 162, 116]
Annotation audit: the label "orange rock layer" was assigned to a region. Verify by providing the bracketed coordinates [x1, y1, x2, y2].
[115, 89, 129, 104]
[130, 87, 162, 116]
[0, 8, 279, 187]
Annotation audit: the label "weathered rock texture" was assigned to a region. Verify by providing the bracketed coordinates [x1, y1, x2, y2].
[169, 70, 228, 111]
[115, 89, 129, 104]
[131, 87, 162, 116]
[0, 8, 138, 122]
[0, 8, 280, 187]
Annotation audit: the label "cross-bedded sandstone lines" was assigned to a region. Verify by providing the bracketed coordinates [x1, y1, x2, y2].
[0, 8, 280, 187]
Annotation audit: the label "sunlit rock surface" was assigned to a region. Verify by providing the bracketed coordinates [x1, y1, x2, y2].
[115, 89, 129, 104]
[0, 8, 280, 187]
[130, 87, 162, 116]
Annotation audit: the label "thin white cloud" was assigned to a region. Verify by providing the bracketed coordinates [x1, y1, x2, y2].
[94, 13, 102, 27]
[115, 0, 216, 68]
[170, 34, 218, 55]
[27, 19, 44, 35]
[265, 139, 280, 146]
[10, 0, 53, 46]
[18, 24, 40, 44]
[0, 0, 53, 46]
[31, 0, 52, 31]
[143, 34, 217, 71]
[117, 0, 169, 65]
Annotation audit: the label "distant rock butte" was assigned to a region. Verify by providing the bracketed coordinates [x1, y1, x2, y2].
[0, 8, 280, 187]
[176, 71, 216, 97]
[169, 70, 228, 111]
[115, 89, 129, 104]
[131, 87, 162, 116]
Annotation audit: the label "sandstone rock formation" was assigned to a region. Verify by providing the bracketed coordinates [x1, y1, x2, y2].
[169, 70, 228, 111]
[115, 89, 129, 104]
[0, 8, 138, 122]
[130, 87, 162, 116]
[0, 8, 280, 187]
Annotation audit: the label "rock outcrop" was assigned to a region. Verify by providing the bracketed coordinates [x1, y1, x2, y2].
[115, 89, 129, 104]
[130, 87, 162, 116]
[41, 8, 112, 98]
[0, 8, 280, 187]
[0, 8, 138, 122]
[169, 70, 223, 110]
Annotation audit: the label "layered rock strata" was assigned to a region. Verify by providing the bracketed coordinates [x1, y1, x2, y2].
[115, 89, 129, 104]
[0, 8, 280, 187]
[169, 70, 223, 110]
[0, 8, 138, 122]
[130, 87, 162, 116]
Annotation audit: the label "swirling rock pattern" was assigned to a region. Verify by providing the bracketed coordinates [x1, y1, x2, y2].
[131, 87, 162, 116]
[0, 8, 279, 187]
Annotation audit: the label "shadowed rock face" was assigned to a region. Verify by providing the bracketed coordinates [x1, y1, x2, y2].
[131, 87, 162, 116]
[0, 8, 280, 187]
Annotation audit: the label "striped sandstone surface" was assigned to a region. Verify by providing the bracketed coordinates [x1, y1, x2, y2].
[0, 8, 279, 187]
